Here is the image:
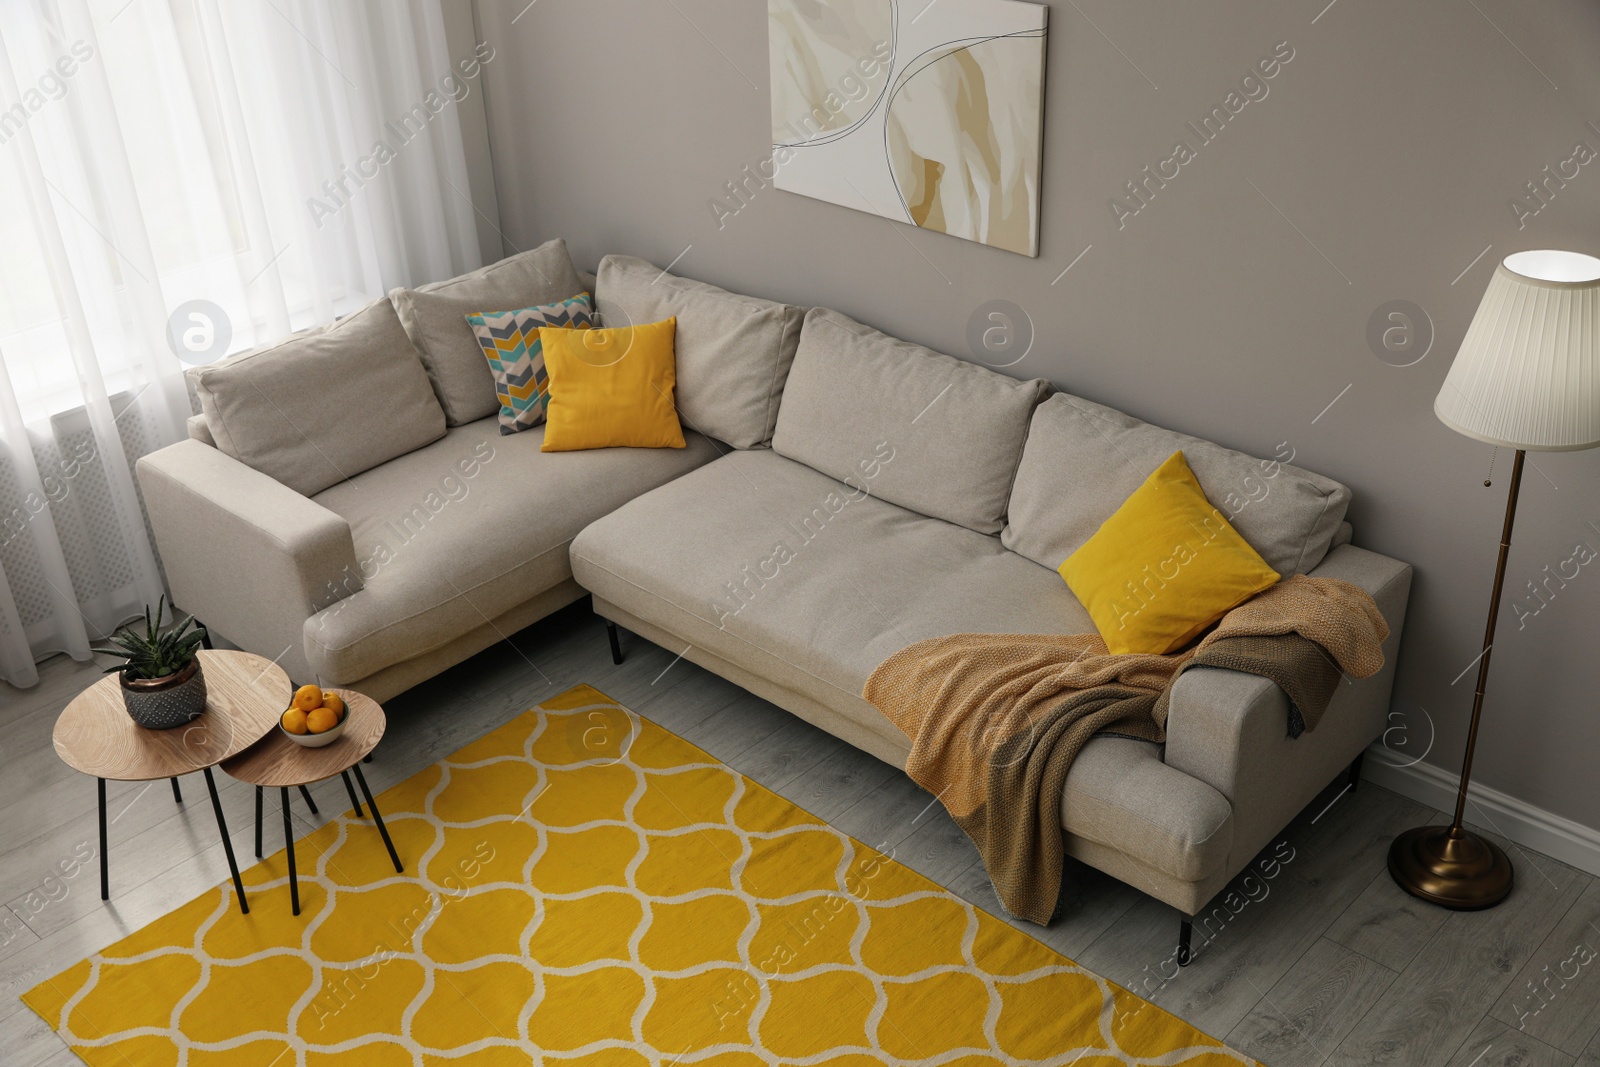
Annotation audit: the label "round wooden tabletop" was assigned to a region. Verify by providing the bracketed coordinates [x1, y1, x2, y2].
[52, 649, 291, 782]
[220, 688, 386, 788]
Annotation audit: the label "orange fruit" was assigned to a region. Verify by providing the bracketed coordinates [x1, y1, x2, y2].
[321, 693, 345, 717]
[306, 707, 339, 734]
[292, 684, 322, 712]
[281, 708, 309, 735]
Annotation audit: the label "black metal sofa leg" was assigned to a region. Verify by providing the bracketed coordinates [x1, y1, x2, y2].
[1347, 750, 1365, 791]
[606, 620, 624, 665]
[1178, 916, 1193, 967]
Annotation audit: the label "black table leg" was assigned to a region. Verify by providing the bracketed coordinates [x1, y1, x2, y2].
[281, 788, 299, 916]
[97, 778, 108, 901]
[203, 767, 248, 915]
[340, 770, 364, 818]
[297, 785, 319, 816]
[254, 786, 263, 859]
[352, 764, 402, 873]
[170, 777, 183, 804]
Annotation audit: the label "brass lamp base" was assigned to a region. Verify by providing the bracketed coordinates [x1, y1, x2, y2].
[1387, 825, 1513, 910]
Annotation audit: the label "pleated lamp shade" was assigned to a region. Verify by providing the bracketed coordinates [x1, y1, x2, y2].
[1435, 250, 1600, 451]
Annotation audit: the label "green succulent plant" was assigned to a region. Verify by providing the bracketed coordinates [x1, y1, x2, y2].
[92, 597, 207, 681]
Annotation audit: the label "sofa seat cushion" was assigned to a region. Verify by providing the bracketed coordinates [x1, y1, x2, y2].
[570, 449, 1233, 882]
[304, 417, 722, 683]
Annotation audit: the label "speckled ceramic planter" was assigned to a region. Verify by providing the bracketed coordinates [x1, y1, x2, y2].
[120, 658, 208, 730]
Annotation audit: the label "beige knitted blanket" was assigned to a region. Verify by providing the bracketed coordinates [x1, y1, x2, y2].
[862, 575, 1388, 923]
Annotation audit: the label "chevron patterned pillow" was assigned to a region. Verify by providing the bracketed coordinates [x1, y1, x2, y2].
[465, 293, 595, 434]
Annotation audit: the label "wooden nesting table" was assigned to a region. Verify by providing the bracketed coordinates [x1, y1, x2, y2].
[220, 689, 401, 916]
[52, 649, 289, 915]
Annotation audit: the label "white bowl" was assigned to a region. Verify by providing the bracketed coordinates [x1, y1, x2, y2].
[280, 706, 348, 748]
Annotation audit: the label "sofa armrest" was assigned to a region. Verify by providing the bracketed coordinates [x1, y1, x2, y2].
[1162, 545, 1413, 862]
[136, 439, 360, 682]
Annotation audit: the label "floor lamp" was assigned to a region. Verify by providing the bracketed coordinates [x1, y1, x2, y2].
[1388, 249, 1600, 910]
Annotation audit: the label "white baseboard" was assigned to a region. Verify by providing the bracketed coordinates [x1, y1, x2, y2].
[1361, 744, 1600, 879]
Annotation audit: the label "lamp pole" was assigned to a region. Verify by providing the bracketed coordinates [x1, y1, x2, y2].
[1449, 450, 1523, 833]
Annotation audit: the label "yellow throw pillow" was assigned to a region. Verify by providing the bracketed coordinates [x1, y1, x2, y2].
[539, 317, 686, 451]
[1059, 451, 1280, 655]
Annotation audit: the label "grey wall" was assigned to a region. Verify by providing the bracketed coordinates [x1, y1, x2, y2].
[472, 0, 1600, 832]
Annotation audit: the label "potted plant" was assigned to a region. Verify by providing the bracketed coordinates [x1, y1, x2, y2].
[93, 598, 210, 729]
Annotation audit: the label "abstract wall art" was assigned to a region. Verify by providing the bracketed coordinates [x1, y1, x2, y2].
[768, 0, 1049, 257]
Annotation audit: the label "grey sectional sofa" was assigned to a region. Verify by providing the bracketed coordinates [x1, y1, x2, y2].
[136, 243, 1412, 951]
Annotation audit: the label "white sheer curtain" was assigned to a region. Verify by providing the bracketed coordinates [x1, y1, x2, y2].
[0, 0, 484, 688]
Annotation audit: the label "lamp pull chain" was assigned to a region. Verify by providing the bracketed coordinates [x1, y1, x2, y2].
[1485, 447, 1497, 488]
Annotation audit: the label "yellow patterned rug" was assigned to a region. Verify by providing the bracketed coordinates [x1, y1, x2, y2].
[26, 684, 1255, 1065]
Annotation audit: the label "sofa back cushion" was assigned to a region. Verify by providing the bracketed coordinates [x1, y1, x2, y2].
[773, 308, 1050, 535]
[391, 239, 587, 425]
[1004, 393, 1352, 576]
[196, 297, 447, 496]
[594, 255, 803, 449]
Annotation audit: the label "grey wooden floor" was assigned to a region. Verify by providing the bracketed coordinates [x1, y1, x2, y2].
[3, 599, 1598, 1067]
